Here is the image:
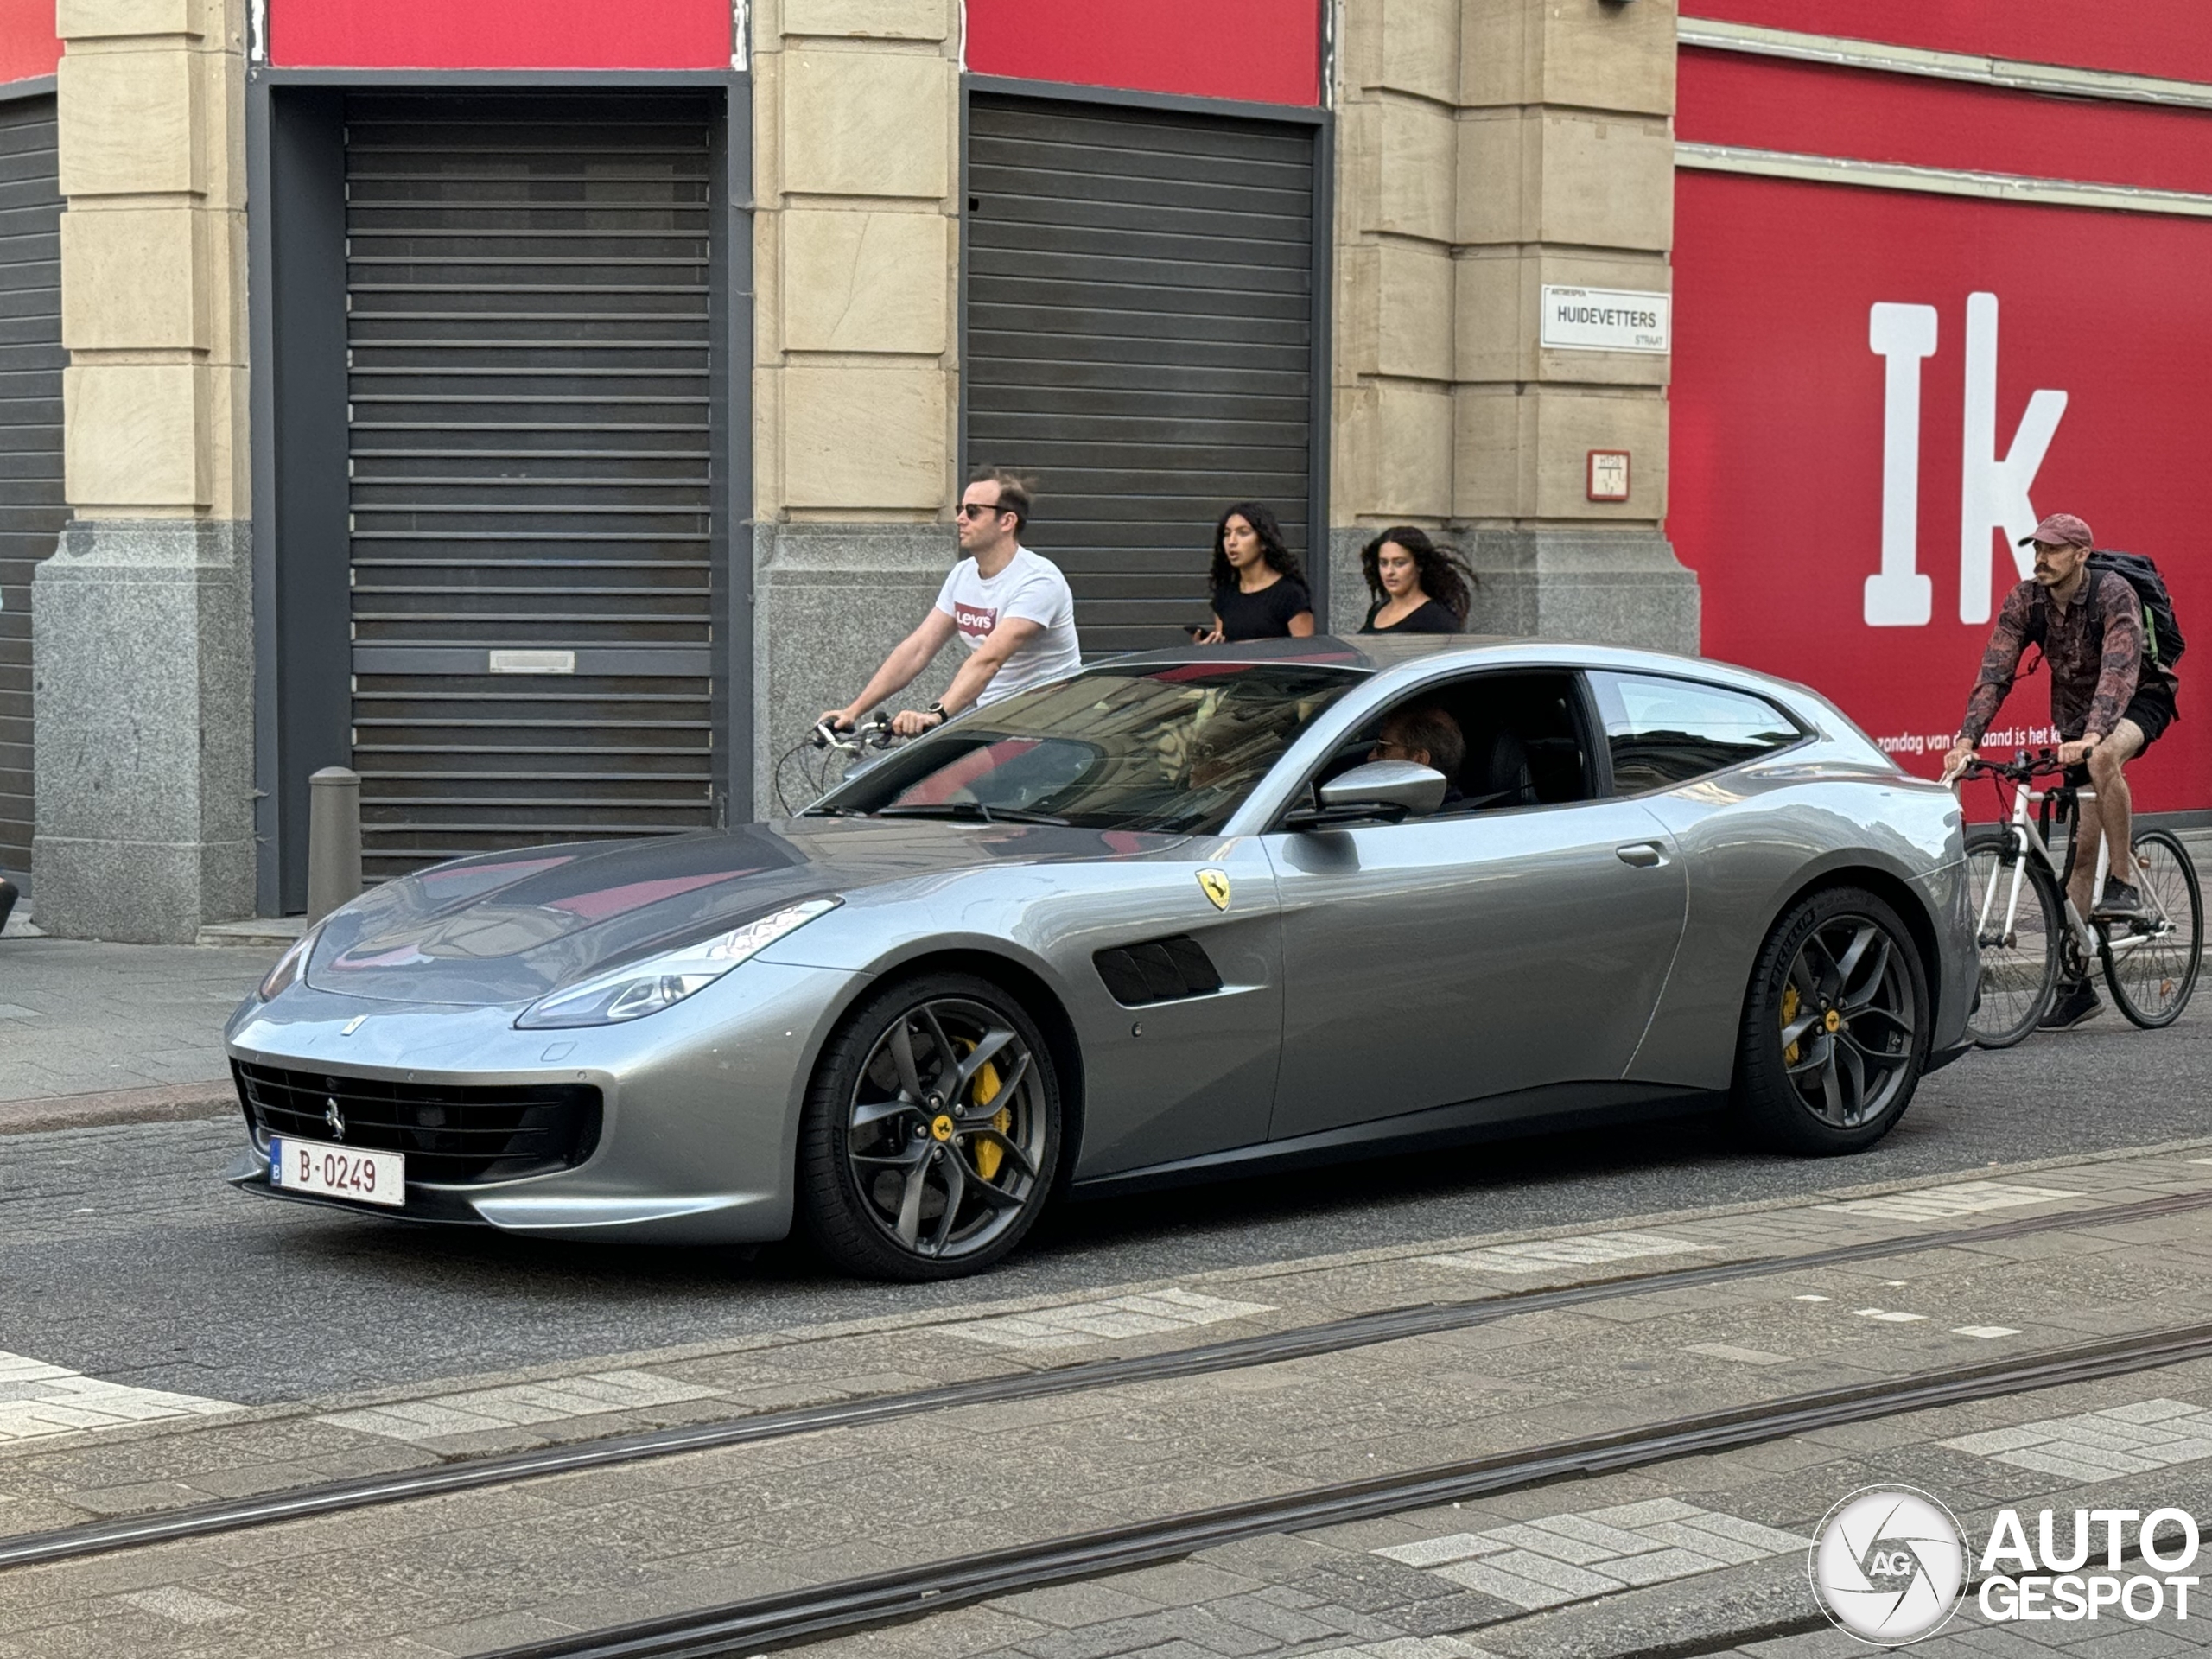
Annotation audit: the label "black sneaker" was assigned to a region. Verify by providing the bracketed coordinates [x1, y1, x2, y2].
[2093, 880, 2146, 921]
[2039, 980, 2103, 1030]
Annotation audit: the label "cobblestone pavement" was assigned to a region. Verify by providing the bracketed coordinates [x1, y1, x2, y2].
[3, 1152, 2212, 1655]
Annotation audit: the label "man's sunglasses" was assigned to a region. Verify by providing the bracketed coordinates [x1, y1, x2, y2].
[956, 500, 1008, 520]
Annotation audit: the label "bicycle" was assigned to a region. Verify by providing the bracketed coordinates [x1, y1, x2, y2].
[1959, 749, 2203, 1046]
[772, 711, 904, 816]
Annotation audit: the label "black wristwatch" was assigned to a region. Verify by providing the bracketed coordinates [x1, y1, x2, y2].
[925, 702, 949, 727]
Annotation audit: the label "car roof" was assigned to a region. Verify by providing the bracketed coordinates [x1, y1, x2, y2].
[1090, 632, 1782, 685]
[1094, 633, 1480, 672]
[1087, 633, 1849, 732]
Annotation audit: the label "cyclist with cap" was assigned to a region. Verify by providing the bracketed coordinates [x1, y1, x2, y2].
[1941, 512, 2178, 1029]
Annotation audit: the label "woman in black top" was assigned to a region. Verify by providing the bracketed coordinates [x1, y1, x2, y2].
[1195, 502, 1314, 643]
[1359, 526, 1474, 633]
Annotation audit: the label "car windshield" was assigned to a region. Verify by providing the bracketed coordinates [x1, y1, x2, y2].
[814, 662, 1364, 834]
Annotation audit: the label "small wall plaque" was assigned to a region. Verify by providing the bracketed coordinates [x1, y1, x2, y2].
[488, 649, 576, 675]
[1587, 450, 1631, 502]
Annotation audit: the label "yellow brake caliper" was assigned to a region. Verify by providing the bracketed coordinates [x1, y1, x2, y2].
[1781, 983, 1802, 1065]
[957, 1040, 1013, 1181]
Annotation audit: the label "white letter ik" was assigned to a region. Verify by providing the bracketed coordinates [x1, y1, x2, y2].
[1960, 291, 2068, 624]
[1866, 302, 1938, 626]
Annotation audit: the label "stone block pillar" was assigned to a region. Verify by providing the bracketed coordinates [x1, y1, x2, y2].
[1330, 0, 1461, 618]
[33, 0, 252, 939]
[1330, 0, 1698, 652]
[750, 0, 961, 808]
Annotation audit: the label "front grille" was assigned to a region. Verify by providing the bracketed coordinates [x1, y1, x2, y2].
[233, 1061, 602, 1185]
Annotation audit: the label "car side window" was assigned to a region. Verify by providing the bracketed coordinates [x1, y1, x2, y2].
[1588, 672, 1803, 794]
[1307, 670, 1597, 816]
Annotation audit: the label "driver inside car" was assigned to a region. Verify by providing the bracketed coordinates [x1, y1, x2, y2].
[1369, 702, 1465, 810]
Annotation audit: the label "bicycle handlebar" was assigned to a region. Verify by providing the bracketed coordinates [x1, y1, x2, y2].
[811, 709, 899, 756]
[1958, 747, 2071, 785]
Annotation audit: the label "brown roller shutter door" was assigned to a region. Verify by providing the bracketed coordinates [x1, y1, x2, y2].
[966, 94, 1318, 655]
[0, 96, 60, 875]
[343, 93, 719, 880]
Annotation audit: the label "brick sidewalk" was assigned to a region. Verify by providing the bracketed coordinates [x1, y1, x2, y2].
[0, 936, 277, 1117]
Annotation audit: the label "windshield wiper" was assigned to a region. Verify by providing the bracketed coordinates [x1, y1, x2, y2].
[873, 803, 1070, 826]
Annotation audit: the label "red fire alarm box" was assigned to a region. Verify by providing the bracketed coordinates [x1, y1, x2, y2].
[1587, 450, 1630, 502]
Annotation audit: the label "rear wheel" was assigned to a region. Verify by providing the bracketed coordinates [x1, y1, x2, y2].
[797, 972, 1061, 1281]
[1962, 828, 2062, 1047]
[2100, 829, 2203, 1029]
[1733, 887, 1929, 1154]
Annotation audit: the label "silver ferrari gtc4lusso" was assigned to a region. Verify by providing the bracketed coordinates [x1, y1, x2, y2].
[226, 637, 1975, 1279]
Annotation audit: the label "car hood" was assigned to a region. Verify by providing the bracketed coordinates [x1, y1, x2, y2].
[305, 818, 1177, 1006]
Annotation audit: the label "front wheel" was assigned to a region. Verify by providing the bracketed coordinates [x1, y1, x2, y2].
[2101, 829, 2203, 1029]
[1962, 829, 2062, 1047]
[1733, 887, 1929, 1154]
[797, 972, 1061, 1281]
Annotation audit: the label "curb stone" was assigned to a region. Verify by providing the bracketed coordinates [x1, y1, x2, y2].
[0, 1082, 235, 1137]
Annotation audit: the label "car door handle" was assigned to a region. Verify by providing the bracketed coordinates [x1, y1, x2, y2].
[1616, 842, 1667, 868]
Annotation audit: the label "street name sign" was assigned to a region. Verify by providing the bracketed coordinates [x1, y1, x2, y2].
[1541, 285, 1671, 353]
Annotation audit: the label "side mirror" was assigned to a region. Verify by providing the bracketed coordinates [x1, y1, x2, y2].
[1285, 760, 1449, 829]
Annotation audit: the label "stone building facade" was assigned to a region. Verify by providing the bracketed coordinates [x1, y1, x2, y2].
[3, 0, 1701, 938]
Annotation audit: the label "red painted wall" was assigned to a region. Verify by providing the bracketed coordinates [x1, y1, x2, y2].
[269, 0, 730, 70]
[965, 0, 1321, 107]
[1669, 170, 2211, 812]
[1683, 0, 2212, 90]
[0, 0, 60, 83]
[1681, 49, 2212, 197]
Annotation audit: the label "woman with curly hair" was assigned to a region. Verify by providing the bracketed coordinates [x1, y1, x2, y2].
[1359, 526, 1473, 634]
[1194, 502, 1314, 643]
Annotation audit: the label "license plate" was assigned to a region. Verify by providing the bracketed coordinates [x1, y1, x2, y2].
[268, 1136, 406, 1208]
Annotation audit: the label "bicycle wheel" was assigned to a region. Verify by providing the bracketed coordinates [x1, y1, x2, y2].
[1962, 828, 2062, 1047]
[2100, 828, 2203, 1028]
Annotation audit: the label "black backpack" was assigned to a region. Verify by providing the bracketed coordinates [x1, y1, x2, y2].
[2093, 551, 2185, 673]
[2026, 550, 2186, 680]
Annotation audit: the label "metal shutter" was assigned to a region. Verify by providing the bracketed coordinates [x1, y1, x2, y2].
[966, 95, 1316, 655]
[345, 94, 717, 880]
[0, 96, 61, 874]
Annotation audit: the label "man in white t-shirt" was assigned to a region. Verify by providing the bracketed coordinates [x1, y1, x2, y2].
[823, 468, 1084, 738]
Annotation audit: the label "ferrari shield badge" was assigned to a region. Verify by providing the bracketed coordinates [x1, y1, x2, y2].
[1197, 868, 1231, 911]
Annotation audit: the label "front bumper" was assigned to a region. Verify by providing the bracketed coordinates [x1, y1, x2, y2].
[223, 957, 865, 1243]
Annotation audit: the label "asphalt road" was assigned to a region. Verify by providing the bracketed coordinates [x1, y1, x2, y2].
[3, 996, 2207, 1406]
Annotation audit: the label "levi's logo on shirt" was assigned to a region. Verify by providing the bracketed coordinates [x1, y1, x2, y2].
[954, 603, 1000, 639]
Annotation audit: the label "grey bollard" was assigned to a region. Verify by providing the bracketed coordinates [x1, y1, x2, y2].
[307, 767, 364, 924]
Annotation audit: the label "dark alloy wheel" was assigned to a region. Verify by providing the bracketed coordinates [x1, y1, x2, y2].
[1734, 886, 1929, 1154]
[798, 972, 1060, 1281]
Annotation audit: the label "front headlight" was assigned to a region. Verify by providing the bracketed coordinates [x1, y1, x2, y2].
[257, 922, 324, 1001]
[512, 899, 841, 1030]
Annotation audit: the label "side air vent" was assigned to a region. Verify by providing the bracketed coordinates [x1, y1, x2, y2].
[1094, 935, 1224, 1007]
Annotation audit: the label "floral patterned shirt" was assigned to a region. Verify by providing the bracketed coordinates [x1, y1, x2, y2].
[1960, 572, 2142, 744]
